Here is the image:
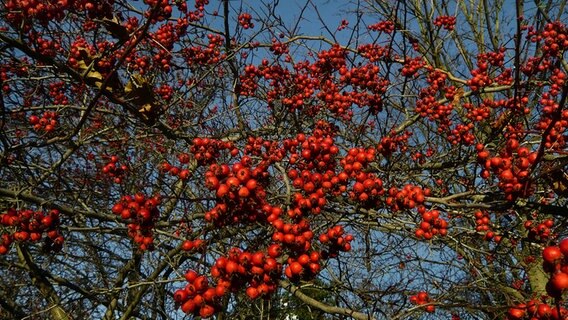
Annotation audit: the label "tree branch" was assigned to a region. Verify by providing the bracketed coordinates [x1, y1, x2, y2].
[280, 280, 376, 320]
[16, 245, 72, 320]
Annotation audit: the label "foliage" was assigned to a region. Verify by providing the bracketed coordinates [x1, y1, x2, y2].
[0, 0, 568, 319]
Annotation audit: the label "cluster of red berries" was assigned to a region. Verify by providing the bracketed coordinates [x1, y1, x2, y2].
[181, 238, 205, 252]
[204, 162, 271, 225]
[350, 172, 384, 203]
[187, 0, 209, 22]
[244, 136, 284, 162]
[123, 16, 139, 34]
[415, 69, 453, 129]
[318, 225, 353, 258]
[271, 218, 313, 253]
[67, 37, 96, 69]
[542, 239, 568, 298]
[338, 148, 384, 200]
[433, 15, 456, 31]
[508, 299, 567, 320]
[29, 111, 58, 133]
[339, 147, 375, 180]
[289, 182, 329, 217]
[377, 131, 411, 157]
[337, 19, 349, 31]
[0, 208, 64, 254]
[102, 155, 128, 184]
[143, 0, 173, 22]
[128, 55, 151, 75]
[0, 234, 12, 255]
[368, 20, 395, 33]
[287, 157, 337, 216]
[520, 54, 553, 76]
[211, 248, 281, 300]
[92, 41, 116, 74]
[48, 81, 69, 105]
[494, 67, 514, 86]
[414, 209, 448, 240]
[482, 48, 507, 67]
[155, 84, 174, 101]
[281, 71, 315, 111]
[314, 44, 347, 73]
[111, 193, 160, 250]
[174, 270, 219, 318]
[535, 22, 568, 57]
[151, 22, 177, 70]
[447, 123, 476, 146]
[316, 81, 353, 119]
[160, 152, 192, 180]
[536, 93, 568, 151]
[183, 34, 226, 66]
[246, 46, 406, 120]
[400, 57, 425, 77]
[409, 291, 435, 313]
[338, 63, 389, 114]
[288, 132, 339, 172]
[410, 148, 434, 164]
[538, 73, 568, 149]
[285, 251, 322, 280]
[524, 218, 554, 243]
[164, 125, 437, 317]
[238, 64, 262, 96]
[269, 39, 289, 55]
[288, 149, 338, 218]
[259, 59, 297, 106]
[474, 48, 513, 88]
[467, 59, 493, 91]
[548, 68, 567, 97]
[386, 184, 429, 211]
[79, 1, 115, 19]
[238, 13, 254, 29]
[357, 43, 391, 62]
[190, 137, 237, 165]
[81, 19, 97, 32]
[464, 99, 492, 122]
[4, 0, 69, 25]
[473, 210, 501, 242]
[33, 35, 61, 58]
[476, 140, 538, 200]
[0, 65, 15, 92]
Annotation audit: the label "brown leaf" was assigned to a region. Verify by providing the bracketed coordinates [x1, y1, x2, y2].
[551, 171, 568, 196]
[124, 74, 154, 105]
[102, 16, 130, 41]
[75, 59, 112, 90]
[452, 87, 465, 106]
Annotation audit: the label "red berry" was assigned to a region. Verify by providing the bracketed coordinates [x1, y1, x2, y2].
[550, 272, 568, 291]
[184, 270, 198, 282]
[542, 246, 562, 264]
[246, 286, 260, 299]
[199, 304, 215, 318]
[559, 238, 568, 257]
[173, 289, 188, 303]
[289, 261, 303, 275]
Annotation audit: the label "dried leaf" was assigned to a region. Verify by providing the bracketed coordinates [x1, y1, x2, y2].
[551, 171, 568, 196]
[124, 74, 154, 105]
[452, 87, 465, 106]
[75, 59, 111, 90]
[492, 110, 511, 129]
[124, 74, 161, 124]
[138, 103, 154, 114]
[102, 16, 130, 41]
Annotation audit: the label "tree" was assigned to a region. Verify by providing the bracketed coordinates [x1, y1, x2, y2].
[0, 0, 567, 319]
